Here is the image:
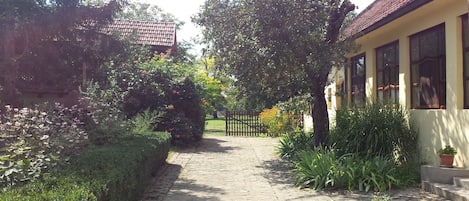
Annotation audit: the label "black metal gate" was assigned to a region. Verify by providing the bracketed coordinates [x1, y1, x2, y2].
[225, 111, 267, 136]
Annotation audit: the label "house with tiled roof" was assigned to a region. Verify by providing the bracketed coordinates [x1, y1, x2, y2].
[326, 0, 469, 196]
[105, 19, 177, 56]
[327, 0, 469, 173]
[16, 20, 177, 107]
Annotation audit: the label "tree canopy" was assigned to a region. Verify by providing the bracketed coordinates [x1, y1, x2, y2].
[0, 0, 127, 106]
[195, 0, 355, 145]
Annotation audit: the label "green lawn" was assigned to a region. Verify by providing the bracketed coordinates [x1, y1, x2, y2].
[204, 118, 226, 136]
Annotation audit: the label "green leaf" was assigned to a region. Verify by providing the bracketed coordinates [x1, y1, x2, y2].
[0, 155, 11, 161]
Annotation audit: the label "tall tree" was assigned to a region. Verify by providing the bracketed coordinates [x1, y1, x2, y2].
[195, 0, 355, 146]
[0, 0, 126, 106]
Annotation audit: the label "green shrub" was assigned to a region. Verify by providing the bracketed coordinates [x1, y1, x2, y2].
[81, 82, 132, 145]
[294, 148, 339, 190]
[330, 103, 417, 164]
[276, 130, 312, 160]
[275, 94, 312, 116]
[99, 56, 206, 147]
[159, 113, 195, 146]
[340, 156, 397, 192]
[292, 103, 421, 192]
[259, 107, 290, 137]
[157, 78, 205, 146]
[0, 104, 88, 188]
[0, 133, 170, 201]
[131, 109, 164, 135]
[0, 176, 97, 201]
[172, 78, 205, 141]
[259, 106, 304, 137]
[294, 148, 400, 192]
[119, 70, 172, 118]
[393, 166, 420, 187]
[67, 134, 170, 201]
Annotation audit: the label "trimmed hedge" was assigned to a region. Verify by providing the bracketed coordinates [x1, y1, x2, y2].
[0, 132, 171, 201]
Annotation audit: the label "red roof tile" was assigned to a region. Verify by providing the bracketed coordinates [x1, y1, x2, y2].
[342, 0, 431, 39]
[104, 19, 176, 47]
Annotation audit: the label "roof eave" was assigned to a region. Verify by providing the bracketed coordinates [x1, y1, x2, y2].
[350, 0, 433, 40]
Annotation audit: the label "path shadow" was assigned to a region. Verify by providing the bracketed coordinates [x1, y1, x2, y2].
[165, 178, 224, 201]
[258, 158, 297, 186]
[141, 163, 182, 201]
[196, 137, 240, 153]
[175, 137, 240, 154]
[142, 162, 225, 201]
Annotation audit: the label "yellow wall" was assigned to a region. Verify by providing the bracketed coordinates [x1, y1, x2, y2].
[348, 0, 469, 167]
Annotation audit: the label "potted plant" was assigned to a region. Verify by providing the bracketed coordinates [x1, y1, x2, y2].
[437, 145, 457, 168]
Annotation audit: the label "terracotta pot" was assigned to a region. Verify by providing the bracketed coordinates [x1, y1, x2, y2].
[439, 154, 455, 168]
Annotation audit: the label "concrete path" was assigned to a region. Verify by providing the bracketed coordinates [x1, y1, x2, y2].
[141, 136, 447, 201]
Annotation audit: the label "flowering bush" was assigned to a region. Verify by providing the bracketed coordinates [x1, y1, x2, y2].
[156, 78, 205, 146]
[0, 104, 88, 188]
[159, 113, 194, 146]
[259, 107, 294, 136]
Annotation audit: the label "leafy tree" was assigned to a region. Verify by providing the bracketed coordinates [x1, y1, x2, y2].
[195, 68, 225, 118]
[0, 0, 127, 106]
[173, 41, 197, 65]
[195, 0, 355, 146]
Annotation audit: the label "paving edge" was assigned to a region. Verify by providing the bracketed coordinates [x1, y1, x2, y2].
[423, 181, 469, 201]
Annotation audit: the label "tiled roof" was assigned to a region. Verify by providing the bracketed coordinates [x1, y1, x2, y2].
[342, 0, 431, 39]
[104, 19, 176, 47]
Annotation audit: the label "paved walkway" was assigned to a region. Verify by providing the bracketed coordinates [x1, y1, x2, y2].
[141, 136, 447, 201]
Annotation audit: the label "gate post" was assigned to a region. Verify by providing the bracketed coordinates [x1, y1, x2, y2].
[225, 111, 229, 136]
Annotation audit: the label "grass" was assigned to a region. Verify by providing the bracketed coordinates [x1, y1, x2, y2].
[204, 118, 226, 136]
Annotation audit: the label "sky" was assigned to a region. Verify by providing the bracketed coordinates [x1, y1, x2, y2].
[139, 0, 375, 53]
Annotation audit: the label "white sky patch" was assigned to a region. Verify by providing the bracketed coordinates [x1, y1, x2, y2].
[352, 0, 375, 13]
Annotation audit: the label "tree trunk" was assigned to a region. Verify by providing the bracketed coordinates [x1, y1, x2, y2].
[311, 84, 329, 147]
[2, 12, 19, 106]
[308, 0, 354, 146]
